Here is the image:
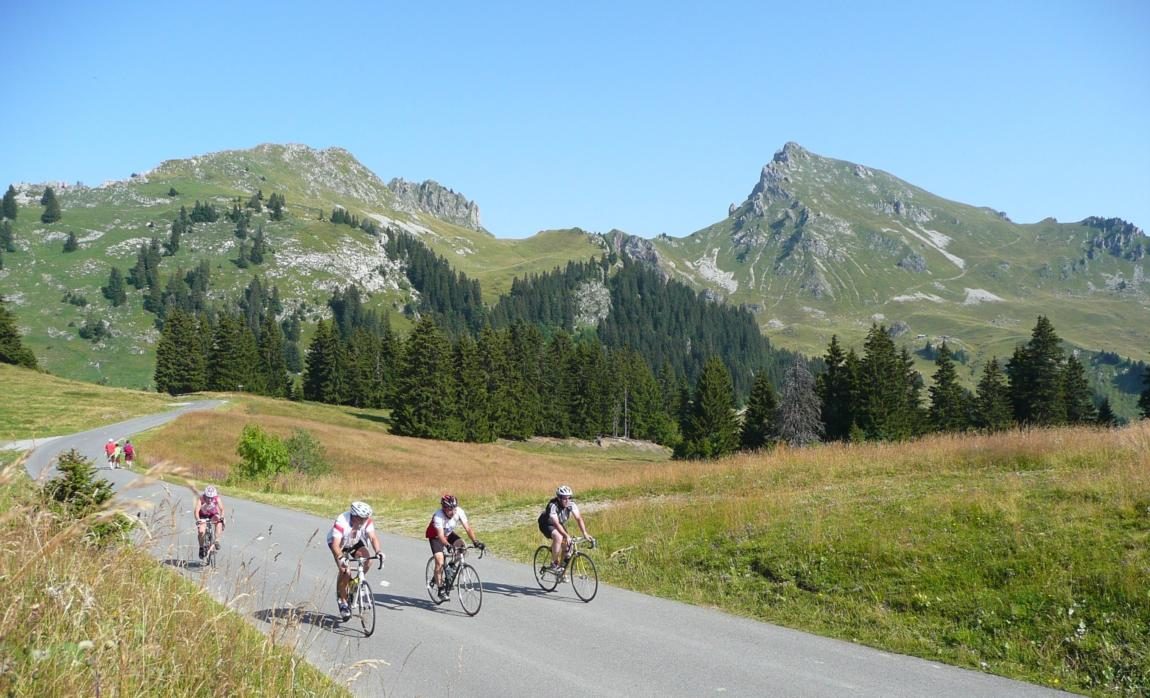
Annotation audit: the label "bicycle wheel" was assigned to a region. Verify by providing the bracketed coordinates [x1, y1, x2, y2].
[424, 556, 442, 603]
[205, 529, 217, 568]
[533, 545, 559, 591]
[357, 580, 376, 636]
[569, 552, 598, 602]
[455, 564, 483, 616]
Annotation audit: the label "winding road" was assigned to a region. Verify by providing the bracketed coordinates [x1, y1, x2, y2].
[16, 403, 1067, 697]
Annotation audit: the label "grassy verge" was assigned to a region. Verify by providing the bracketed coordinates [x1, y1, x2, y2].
[0, 364, 179, 442]
[0, 462, 348, 697]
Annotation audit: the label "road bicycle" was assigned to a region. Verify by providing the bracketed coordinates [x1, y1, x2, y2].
[341, 552, 384, 637]
[424, 542, 484, 616]
[533, 536, 598, 602]
[197, 517, 224, 567]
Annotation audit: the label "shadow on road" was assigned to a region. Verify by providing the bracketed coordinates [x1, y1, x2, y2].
[371, 590, 439, 612]
[254, 606, 341, 631]
[479, 581, 557, 599]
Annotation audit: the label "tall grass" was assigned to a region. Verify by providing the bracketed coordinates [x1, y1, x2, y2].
[0, 462, 347, 697]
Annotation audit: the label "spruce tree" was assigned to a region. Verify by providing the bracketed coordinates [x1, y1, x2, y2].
[858, 324, 919, 440]
[677, 356, 739, 459]
[206, 314, 257, 393]
[0, 296, 38, 368]
[40, 186, 61, 223]
[63, 231, 79, 252]
[1140, 366, 1150, 419]
[1062, 353, 1096, 424]
[303, 320, 345, 404]
[974, 357, 1012, 431]
[539, 330, 576, 437]
[1007, 316, 1066, 425]
[0, 220, 14, 252]
[740, 372, 778, 450]
[454, 333, 494, 442]
[391, 316, 458, 439]
[1095, 398, 1117, 427]
[153, 308, 205, 394]
[101, 267, 127, 307]
[1, 185, 17, 220]
[816, 335, 855, 441]
[775, 361, 824, 447]
[258, 314, 290, 398]
[928, 343, 969, 432]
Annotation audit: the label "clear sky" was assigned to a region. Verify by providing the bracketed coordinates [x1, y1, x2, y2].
[3, 1, 1147, 239]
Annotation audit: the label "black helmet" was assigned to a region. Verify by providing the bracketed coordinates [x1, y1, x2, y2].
[441, 494, 458, 508]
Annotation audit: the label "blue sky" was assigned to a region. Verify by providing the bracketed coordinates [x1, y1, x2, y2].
[3, 1, 1147, 238]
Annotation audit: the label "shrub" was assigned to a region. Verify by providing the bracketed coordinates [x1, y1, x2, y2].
[233, 424, 289, 480]
[40, 449, 134, 546]
[284, 428, 330, 476]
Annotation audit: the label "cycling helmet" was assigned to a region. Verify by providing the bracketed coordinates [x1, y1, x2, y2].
[204, 485, 218, 498]
[440, 494, 458, 508]
[556, 485, 573, 498]
[108, 438, 114, 443]
[350, 501, 372, 518]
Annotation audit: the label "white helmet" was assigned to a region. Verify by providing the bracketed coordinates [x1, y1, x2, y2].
[204, 485, 218, 498]
[350, 501, 372, 518]
[108, 438, 114, 443]
[556, 485, 573, 498]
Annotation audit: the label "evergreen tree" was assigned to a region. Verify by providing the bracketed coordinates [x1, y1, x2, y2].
[1062, 354, 1096, 424]
[153, 308, 205, 394]
[1095, 398, 1117, 427]
[857, 324, 919, 440]
[391, 316, 459, 439]
[677, 356, 739, 459]
[40, 186, 62, 223]
[454, 333, 494, 442]
[816, 335, 856, 440]
[1140, 366, 1150, 419]
[0, 296, 38, 368]
[539, 330, 576, 437]
[740, 371, 778, 450]
[206, 314, 257, 393]
[775, 361, 824, 446]
[257, 314, 290, 398]
[2, 185, 17, 220]
[249, 225, 266, 264]
[62, 231, 79, 252]
[0, 220, 14, 252]
[101, 267, 127, 307]
[928, 343, 969, 432]
[974, 357, 1012, 431]
[1007, 316, 1066, 425]
[303, 320, 345, 404]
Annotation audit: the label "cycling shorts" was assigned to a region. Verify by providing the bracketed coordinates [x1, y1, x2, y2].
[429, 532, 461, 554]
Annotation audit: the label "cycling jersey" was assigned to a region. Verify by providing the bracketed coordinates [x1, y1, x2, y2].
[539, 497, 580, 526]
[425, 506, 469, 539]
[327, 511, 376, 550]
[198, 494, 222, 518]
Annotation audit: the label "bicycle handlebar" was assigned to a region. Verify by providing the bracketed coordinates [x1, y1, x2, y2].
[341, 552, 384, 571]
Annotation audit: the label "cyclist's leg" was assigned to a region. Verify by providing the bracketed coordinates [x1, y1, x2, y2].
[549, 528, 565, 567]
[429, 538, 448, 587]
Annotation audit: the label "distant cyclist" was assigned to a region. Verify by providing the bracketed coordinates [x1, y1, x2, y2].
[194, 485, 226, 559]
[425, 494, 484, 602]
[104, 439, 116, 467]
[328, 501, 383, 621]
[538, 485, 594, 573]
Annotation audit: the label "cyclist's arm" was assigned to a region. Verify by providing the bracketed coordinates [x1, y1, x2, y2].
[217, 500, 226, 523]
[193, 498, 202, 519]
[573, 511, 590, 538]
[368, 530, 383, 556]
[329, 535, 347, 571]
[462, 521, 478, 544]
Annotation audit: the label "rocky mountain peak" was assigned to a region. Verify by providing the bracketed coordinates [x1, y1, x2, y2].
[386, 178, 484, 232]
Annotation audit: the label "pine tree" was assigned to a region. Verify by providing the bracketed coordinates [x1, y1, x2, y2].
[303, 320, 345, 404]
[775, 361, 824, 447]
[2, 185, 17, 220]
[1140, 366, 1150, 419]
[928, 343, 969, 432]
[153, 308, 205, 394]
[257, 314, 290, 398]
[858, 324, 919, 440]
[740, 372, 778, 450]
[539, 330, 576, 437]
[63, 231, 79, 252]
[0, 220, 14, 252]
[1095, 398, 1117, 427]
[677, 356, 739, 459]
[1062, 353, 1096, 424]
[816, 335, 855, 441]
[40, 186, 61, 223]
[454, 333, 494, 442]
[206, 314, 257, 393]
[1007, 316, 1066, 425]
[974, 357, 1012, 431]
[0, 296, 38, 368]
[391, 316, 459, 439]
[101, 267, 127, 307]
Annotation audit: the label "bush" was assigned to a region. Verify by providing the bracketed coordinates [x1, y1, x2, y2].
[284, 428, 330, 476]
[233, 424, 289, 480]
[41, 449, 134, 546]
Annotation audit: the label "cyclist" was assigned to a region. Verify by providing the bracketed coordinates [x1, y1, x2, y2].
[425, 494, 484, 602]
[538, 485, 594, 573]
[327, 501, 383, 621]
[104, 439, 116, 467]
[194, 485, 226, 560]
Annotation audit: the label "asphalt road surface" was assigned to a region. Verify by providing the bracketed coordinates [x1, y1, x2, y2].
[18, 404, 1069, 697]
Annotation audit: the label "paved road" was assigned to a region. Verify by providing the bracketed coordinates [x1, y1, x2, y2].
[21, 405, 1069, 697]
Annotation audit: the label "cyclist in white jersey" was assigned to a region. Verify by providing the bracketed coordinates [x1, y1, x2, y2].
[537, 485, 594, 572]
[327, 501, 383, 621]
[425, 494, 484, 601]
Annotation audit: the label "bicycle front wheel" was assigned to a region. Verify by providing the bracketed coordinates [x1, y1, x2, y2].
[456, 564, 483, 616]
[533, 545, 559, 591]
[205, 531, 217, 568]
[357, 580, 376, 636]
[424, 556, 441, 603]
[569, 552, 598, 602]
